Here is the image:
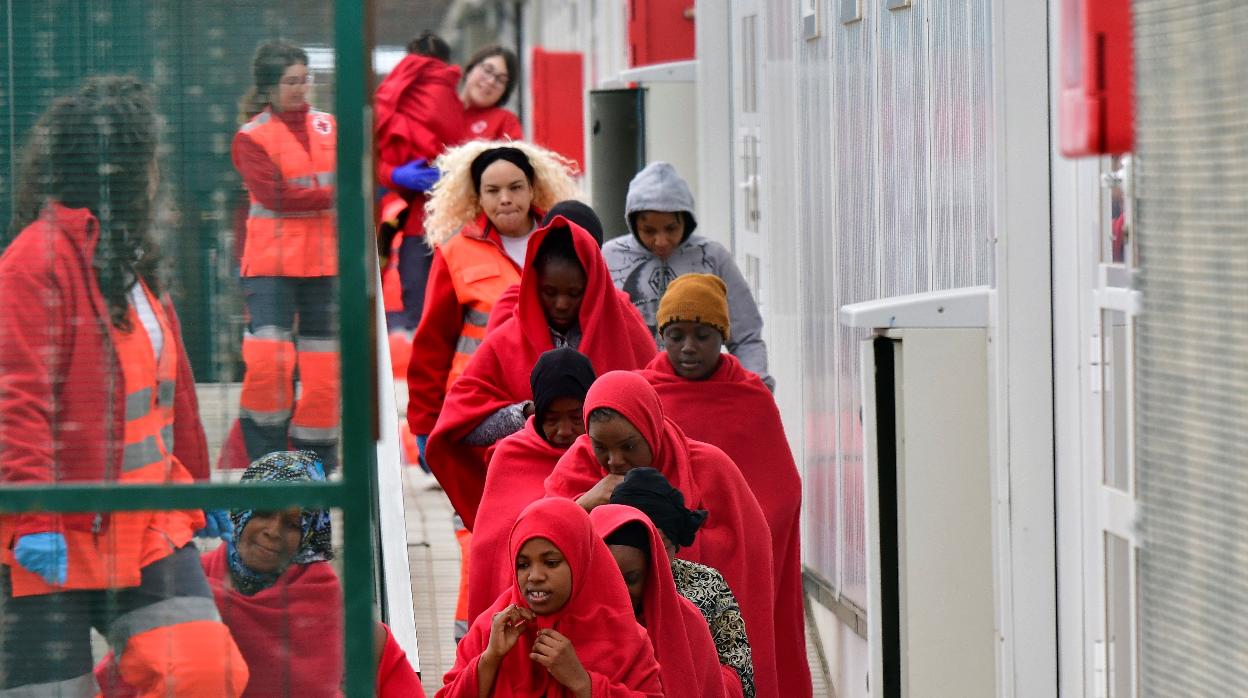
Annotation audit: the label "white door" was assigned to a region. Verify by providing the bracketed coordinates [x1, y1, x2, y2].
[1086, 155, 1141, 698]
[729, 0, 766, 312]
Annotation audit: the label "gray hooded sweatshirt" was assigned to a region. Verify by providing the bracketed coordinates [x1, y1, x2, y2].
[602, 162, 773, 388]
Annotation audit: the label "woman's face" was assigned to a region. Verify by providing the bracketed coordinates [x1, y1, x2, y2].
[237, 507, 303, 574]
[478, 160, 534, 237]
[274, 62, 310, 112]
[608, 544, 649, 620]
[537, 258, 587, 333]
[589, 414, 654, 475]
[662, 321, 724, 381]
[515, 536, 573, 615]
[541, 396, 586, 448]
[635, 211, 685, 260]
[462, 55, 510, 109]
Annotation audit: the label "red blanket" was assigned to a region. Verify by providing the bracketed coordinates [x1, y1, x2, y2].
[201, 546, 344, 697]
[467, 418, 568, 620]
[426, 217, 656, 529]
[591, 505, 741, 698]
[437, 498, 662, 697]
[373, 54, 463, 171]
[639, 353, 811, 697]
[544, 371, 781, 698]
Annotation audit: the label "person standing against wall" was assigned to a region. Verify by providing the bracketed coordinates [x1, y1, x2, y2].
[233, 40, 340, 472]
[0, 75, 248, 696]
[603, 162, 774, 389]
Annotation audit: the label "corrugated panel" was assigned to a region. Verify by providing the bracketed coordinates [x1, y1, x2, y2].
[1133, 1, 1248, 694]
[760, 0, 994, 610]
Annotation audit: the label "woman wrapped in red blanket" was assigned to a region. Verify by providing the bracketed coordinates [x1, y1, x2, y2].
[639, 273, 811, 697]
[544, 370, 781, 697]
[425, 216, 655, 531]
[438, 497, 662, 697]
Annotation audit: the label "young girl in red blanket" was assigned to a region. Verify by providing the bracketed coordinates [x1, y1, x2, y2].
[592, 504, 744, 698]
[438, 497, 662, 697]
[639, 274, 812, 697]
[467, 347, 596, 621]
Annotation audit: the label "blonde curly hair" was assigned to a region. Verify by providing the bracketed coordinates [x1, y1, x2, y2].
[422, 140, 581, 248]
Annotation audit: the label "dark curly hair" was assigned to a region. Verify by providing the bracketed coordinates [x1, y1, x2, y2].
[10, 75, 161, 330]
[407, 30, 450, 62]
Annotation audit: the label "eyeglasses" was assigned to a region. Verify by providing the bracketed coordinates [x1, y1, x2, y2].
[280, 74, 314, 87]
[479, 63, 509, 87]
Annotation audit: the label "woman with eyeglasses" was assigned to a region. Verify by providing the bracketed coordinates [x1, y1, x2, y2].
[230, 40, 341, 473]
[459, 45, 522, 142]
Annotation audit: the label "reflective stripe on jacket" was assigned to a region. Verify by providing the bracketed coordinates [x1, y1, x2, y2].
[439, 218, 522, 389]
[240, 108, 337, 277]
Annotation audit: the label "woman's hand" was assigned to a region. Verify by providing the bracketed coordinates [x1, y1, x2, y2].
[575, 473, 624, 511]
[531, 629, 592, 698]
[482, 604, 535, 664]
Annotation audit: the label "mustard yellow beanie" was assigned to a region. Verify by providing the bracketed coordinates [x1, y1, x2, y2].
[657, 273, 730, 341]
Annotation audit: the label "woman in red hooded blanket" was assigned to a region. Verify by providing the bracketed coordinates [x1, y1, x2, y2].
[592, 505, 742, 698]
[425, 216, 655, 531]
[438, 497, 662, 697]
[639, 274, 811, 698]
[467, 347, 596, 621]
[544, 371, 781, 697]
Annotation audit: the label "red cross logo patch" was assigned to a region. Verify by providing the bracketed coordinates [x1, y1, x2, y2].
[312, 115, 333, 136]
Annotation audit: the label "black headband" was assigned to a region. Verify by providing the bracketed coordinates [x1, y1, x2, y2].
[470, 147, 535, 192]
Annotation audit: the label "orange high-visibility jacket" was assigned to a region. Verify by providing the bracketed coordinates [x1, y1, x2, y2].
[239, 108, 337, 277]
[2, 281, 203, 596]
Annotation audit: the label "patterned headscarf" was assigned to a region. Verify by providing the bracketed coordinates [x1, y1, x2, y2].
[226, 450, 333, 596]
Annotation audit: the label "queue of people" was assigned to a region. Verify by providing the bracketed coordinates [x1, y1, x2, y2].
[0, 25, 809, 697]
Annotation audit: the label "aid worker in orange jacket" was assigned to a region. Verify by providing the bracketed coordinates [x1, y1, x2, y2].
[0, 76, 248, 696]
[232, 40, 340, 472]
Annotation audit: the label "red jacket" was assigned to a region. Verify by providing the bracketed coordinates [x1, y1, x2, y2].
[462, 105, 522, 141]
[0, 203, 210, 539]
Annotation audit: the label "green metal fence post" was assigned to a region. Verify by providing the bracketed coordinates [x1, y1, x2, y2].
[335, 1, 379, 696]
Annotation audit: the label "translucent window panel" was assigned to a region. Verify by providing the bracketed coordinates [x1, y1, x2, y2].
[1100, 309, 1132, 491]
[0, 3, 360, 690]
[1104, 532, 1136, 698]
[741, 15, 758, 114]
[1103, 155, 1129, 265]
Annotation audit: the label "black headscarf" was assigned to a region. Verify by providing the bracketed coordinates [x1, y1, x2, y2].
[530, 348, 596, 444]
[470, 146, 535, 192]
[541, 200, 605, 247]
[609, 467, 708, 548]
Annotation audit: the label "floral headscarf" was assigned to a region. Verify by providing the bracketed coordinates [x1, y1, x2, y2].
[226, 450, 333, 595]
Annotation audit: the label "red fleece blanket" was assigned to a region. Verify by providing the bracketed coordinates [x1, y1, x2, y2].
[201, 546, 344, 697]
[373, 53, 463, 168]
[426, 217, 656, 529]
[544, 371, 781, 698]
[639, 353, 812, 697]
[467, 418, 568, 620]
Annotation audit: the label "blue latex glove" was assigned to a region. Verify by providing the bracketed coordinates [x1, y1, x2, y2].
[196, 510, 234, 542]
[416, 434, 430, 474]
[392, 159, 440, 193]
[14, 532, 68, 586]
